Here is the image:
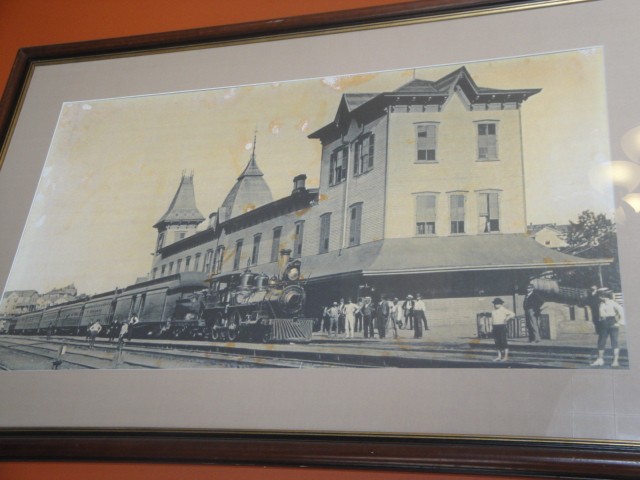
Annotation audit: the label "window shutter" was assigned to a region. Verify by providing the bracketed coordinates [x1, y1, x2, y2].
[478, 194, 489, 216]
[451, 195, 464, 221]
[329, 152, 335, 185]
[349, 204, 362, 246]
[489, 193, 499, 219]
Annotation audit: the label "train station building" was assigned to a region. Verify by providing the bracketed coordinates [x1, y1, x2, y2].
[148, 67, 610, 329]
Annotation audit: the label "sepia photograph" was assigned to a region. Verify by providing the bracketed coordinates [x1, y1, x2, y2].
[0, 47, 626, 371]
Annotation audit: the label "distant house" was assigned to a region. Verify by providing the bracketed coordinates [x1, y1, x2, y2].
[1, 284, 80, 315]
[36, 284, 78, 310]
[0, 290, 39, 315]
[528, 224, 569, 249]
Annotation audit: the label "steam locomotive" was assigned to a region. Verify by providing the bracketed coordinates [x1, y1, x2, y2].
[5, 250, 313, 343]
[172, 249, 313, 343]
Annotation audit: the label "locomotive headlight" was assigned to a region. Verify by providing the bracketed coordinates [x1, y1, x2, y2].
[286, 267, 299, 281]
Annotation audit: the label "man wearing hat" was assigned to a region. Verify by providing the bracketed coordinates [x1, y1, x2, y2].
[586, 285, 601, 333]
[327, 301, 341, 337]
[402, 295, 415, 331]
[591, 288, 624, 367]
[491, 297, 515, 362]
[523, 284, 544, 343]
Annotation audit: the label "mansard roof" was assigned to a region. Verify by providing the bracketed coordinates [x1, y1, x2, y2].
[218, 137, 273, 222]
[153, 172, 205, 229]
[309, 66, 541, 140]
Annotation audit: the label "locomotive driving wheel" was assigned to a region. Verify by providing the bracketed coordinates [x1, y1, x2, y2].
[226, 311, 241, 342]
[210, 312, 225, 341]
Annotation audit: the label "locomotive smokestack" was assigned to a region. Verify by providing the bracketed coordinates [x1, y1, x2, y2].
[278, 249, 291, 279]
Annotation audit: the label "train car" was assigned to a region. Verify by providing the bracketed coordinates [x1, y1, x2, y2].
[78, 290, 118, 336]
[39, 308, 62, 335]
[55, 302, 86, 335]
[14, 311, 44, 335]
[191, 250, 313, 343]
[112, 272, 208, 338]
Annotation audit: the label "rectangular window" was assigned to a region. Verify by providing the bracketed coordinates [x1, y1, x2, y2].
[194, 253, 201, 272]
[329, 146, 348, 186]
[416, 195, 437, 235]
[185, 256, 191, 271]
[271, 227, 282, 263]
[177, 231, 187, 240]
[479, 192, 500, 232]
[450, 195, 465, 234]
[161, 265, 166, 276]
[233, 240, 243, 270]
[319, 213, 331, 254]
[354, 135, 374, 175]
[203, 249, 214, 272]
[251, 234, 261, 265]
[293, 221, 305, 257]
[349, 203, 362, 247]
[213, 245, 225, 274]
[416, 124, 437, 162]
[169, 262, 174, 275]
[478, 123, 498, 160]
[152, 268, 157, 280]
[176, 259, 182, 273]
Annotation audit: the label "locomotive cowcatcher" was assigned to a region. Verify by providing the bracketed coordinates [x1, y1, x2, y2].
[172, 249, 313, 343]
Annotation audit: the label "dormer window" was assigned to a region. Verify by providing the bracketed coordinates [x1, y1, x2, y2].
[354, 134, 374, 175]
[329, 146, 348, 186]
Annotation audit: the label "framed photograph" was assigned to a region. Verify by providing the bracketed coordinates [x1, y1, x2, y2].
[1, 0, 640, 477]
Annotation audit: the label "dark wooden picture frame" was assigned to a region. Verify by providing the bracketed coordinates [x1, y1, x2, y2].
[1, 0, 640, 478]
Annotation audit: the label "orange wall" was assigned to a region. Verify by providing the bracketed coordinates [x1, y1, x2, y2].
[0, 0, 409, 96]
[0, 462, 535, 480]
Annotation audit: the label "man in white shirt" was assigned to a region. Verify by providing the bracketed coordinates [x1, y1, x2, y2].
[87, 320, 102, 350]
[342, 299, 360, 339]
[591, 289, 625, 367]
[491, 297, 515, 362]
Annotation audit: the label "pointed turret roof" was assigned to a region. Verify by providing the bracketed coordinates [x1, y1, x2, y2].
[153, 172, 205, 229]
[219, 134, 273, 222]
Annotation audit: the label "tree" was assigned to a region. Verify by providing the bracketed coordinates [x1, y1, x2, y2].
[561, 211, 620, 290]
[565, 210, 615, 253]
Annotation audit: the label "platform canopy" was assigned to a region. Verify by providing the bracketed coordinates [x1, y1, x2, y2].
[300, 234, 610, 281]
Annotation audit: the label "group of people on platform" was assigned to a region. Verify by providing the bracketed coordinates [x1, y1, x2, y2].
[320, 294, 429, 340]
[86, 313, 139, 349]
[488, 283, 624, 366]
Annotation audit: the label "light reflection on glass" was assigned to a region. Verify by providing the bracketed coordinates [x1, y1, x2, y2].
[588, 160, 640, 193]
[621, 126, 640, 163]
[622, 192, 640, 213]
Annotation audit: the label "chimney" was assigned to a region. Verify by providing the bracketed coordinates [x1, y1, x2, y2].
[292, 174, 307, 195]
[208, 212, 218, 229]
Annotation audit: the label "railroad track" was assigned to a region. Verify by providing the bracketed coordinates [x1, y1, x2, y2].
[0, 334, 627, 369]
[0, 336, 375, 369]
[0, 338, 158, 370]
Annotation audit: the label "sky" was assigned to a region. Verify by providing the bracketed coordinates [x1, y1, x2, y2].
[3, 48, 614, 295]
